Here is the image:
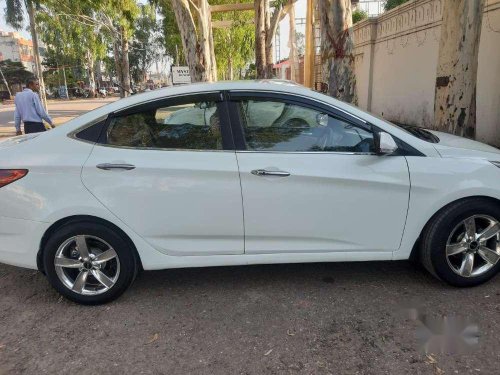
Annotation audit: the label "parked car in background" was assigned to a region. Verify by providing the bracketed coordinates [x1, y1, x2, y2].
[1, 81, 500, 304]
[0, 90, 11, 100]
[98, 88, 107, 98]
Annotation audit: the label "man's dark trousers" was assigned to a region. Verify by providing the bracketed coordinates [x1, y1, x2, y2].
[24, 121, 46, 134]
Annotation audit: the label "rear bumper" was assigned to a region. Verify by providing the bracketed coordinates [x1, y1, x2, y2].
[0, 216, 49, 269]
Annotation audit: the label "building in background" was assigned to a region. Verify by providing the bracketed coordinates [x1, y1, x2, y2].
[273, 57, 305, 84]
[0, 31, 36, 73]
[352, 0, 385, 17]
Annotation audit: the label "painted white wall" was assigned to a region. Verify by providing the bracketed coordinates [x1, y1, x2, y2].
[353, 0, 500, 145]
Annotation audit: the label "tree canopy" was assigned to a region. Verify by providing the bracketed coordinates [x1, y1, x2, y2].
[384, 0, 410, 11]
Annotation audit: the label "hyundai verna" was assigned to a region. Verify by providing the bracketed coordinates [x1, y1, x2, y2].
[1, 81, 500, 304]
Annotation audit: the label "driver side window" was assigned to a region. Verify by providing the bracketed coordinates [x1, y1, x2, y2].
[238, 99, 374, 153]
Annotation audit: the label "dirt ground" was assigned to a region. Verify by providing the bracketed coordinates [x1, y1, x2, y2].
[0, 260, 499, 374]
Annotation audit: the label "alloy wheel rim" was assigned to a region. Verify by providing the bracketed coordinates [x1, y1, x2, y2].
[446, 215, 500, 278]
[54, 235, 120, 296]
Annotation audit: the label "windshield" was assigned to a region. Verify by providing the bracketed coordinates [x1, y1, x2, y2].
[364, 109, 440, 143]
[392, 123, 440, 143]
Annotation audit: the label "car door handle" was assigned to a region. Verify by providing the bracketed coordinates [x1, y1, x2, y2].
[96, 163, 136, 171]
[251, 169, 290, 177]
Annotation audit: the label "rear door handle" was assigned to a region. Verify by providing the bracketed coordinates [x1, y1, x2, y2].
[96, 163, 136, 171]
[251, 169, 290, 177]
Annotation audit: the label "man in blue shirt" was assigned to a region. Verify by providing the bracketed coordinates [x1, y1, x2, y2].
[14, 77, 54, 135]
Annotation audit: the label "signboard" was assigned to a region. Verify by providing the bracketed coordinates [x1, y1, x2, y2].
[172, 66, 192, 85]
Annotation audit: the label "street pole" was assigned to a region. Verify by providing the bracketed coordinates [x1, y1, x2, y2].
[0, 64, 12, 98]
[62, 65, 68, 99]
[56, 62, 61, 89]
[27, 0, 48, 109]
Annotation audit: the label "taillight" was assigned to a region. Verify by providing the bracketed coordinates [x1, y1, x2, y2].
[0, 169, 28, 188]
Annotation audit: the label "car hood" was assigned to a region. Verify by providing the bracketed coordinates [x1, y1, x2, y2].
[429, 130, 500, 160]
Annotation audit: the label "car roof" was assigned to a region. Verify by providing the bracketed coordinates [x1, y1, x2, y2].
[79, 80, 353, 122]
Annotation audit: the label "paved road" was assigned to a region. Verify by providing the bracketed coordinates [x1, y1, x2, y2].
[0, 260, 499, 374]
[1, 95, 499, 373]
[0, 98, 118, 137]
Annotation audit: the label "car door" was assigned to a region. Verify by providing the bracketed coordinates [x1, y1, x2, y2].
[81, 92, 244, 256]
[227, 92, 411, 254]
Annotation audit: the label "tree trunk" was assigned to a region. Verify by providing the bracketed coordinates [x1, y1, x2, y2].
[27, 0, 47, 109]
[433, 0, 485, 138]
[95, 60, 102, 89]
[228, 57, 233, 80]
[319, 0, 357, 104]
[256, 1, 289, 79]
[264, 0, 276, 77]
[288, 0, 297, 81]
[255, 0, 268, 78]
[198, 0, 217, 81]
[113, 39, 124, 97]
[121, 32, 131, 96]
[86, 50, 96, 97]
[171, 0, 215, 82]
[113, 27, 131, 98]
[62, 64, 68, 99]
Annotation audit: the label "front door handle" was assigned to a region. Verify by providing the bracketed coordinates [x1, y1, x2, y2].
[96, 163, 136, 171]
[251, 169, 290, 177]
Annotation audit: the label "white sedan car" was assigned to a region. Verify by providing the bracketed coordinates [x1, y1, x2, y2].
[1, 81, 500, 304]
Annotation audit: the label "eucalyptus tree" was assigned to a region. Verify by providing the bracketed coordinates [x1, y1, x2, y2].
[157, 2, 185, 66]
[5, 0, 48, 107]
[46, 0, 139, 97]
[156, 0, 217, 82]
[211, 0, 255, 80]
[433, 0, 485, 138]
[254, 0, 291, 79]
[129, 4, 163, 85]
[0, 60, 32, 92]
[318, 0, 357, 104]
[37, 1, 107, 97]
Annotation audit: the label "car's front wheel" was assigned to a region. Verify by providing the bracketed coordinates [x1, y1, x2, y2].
[421, 198, 500, 286]
[43, 221, 138, 304]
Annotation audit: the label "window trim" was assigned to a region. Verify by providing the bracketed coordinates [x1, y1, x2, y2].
[227, 91, 376, 154]
[68, 116, 108, 145]
[96, 92, 235, 152]
[226, 91, 423, 156]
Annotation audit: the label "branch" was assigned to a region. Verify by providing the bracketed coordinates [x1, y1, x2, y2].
[187, 0, 202, 19]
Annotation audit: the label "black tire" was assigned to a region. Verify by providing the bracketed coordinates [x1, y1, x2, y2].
[420, 198, 500, 287]
[43, 221, 138, 305]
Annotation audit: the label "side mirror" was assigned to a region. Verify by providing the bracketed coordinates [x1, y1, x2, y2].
[375, 131, 398, 155]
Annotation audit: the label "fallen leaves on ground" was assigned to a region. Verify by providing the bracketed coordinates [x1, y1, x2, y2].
[145, 333, 159, 345]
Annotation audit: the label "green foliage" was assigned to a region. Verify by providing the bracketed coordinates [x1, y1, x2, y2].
[37, 1, 108, 88]
[129, 4, 163, 84]
[34, 0, 140, 91]
[156, 0, 255, 80]
[0, 59, 32, 87]
[4, 0, 26, 29]
[211, 0, 255, 80]
[384, 0, 410, 11]
[156, 0, 185, 65]
[352, 9, 368, 24]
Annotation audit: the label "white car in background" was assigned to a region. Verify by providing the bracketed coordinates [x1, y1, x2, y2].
[1, 80, 500, 304]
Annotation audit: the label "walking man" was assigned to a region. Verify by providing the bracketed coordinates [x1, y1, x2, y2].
[14, 77, 54, 135]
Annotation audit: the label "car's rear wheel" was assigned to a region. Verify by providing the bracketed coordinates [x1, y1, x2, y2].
[421, 198, 500, 286]
[43, 222, 138, 304]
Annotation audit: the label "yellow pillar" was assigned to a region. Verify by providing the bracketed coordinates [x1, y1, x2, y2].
[304, 0, 315, 88]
